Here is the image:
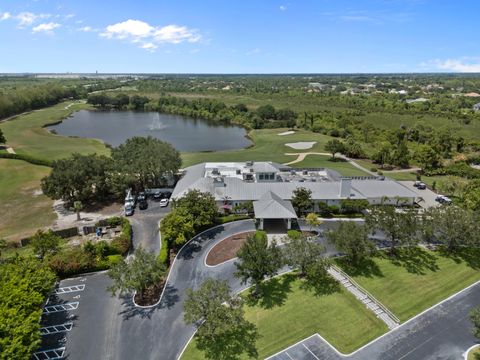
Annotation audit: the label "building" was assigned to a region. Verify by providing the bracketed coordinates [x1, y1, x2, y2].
[473, 102, 480, 111]
[171, 162, 418, 230]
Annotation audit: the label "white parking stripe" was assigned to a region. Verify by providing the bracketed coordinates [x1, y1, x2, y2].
[302, 344, 320, 360]
[55, 285, 85, 294]
[43, 302, 79, 314]
[33, 347, 65, 360]
[40, 322, 73, 335]
[284, 351, 295, 360]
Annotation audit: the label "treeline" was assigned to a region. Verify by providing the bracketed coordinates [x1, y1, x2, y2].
[0, 80, 126, 120]
[87, 93, 298, 129]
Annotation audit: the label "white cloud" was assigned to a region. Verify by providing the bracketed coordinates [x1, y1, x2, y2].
[16, 12, 50, 27]
[424, 58, 480, 73]
[280, 5, 287, 11]
[0, 12, 11, 21]
[100, 19, 201, 51]
[78, 26, 97, 32]
[32, 22, 60, 33]
[246, 48, 261, 56]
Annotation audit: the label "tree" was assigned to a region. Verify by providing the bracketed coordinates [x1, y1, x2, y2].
[73, 201, 83, 221]
[471, 307, 480, 340]
[284, 231, 326, 276]
[325, 139, 345, 159]
[107, 247, 166, 302]
[256, 104, 276, 120]
[0, 238, 6, 258]
[343, 138, 365, 158]
[416, 145, 441, 171]
[31, 230, 61, 259]
[305, 213, 321, 231]
[339, 199, 369, 214]
[184, 279, 258, 360]
[111, 136, 181, 190]
[392, 140, 410, 168]
[422, 206, 478, 251]
[372, 142, 392, 168]
[161, 207, 195, 247]
[291, 187, 313, 216]
[0, 128, 6, 144]
[235, 231, 283, 295]
[41, 153, 113, 204]
[174, 190, 218, 231]
[326, 222, 375, 265]
[366, 206, 418, 255]
[0, 257, 56, 359]
[461, 179, 480, 211]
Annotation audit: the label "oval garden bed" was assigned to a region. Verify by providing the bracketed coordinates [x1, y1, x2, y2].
[206, 231, 255, 266]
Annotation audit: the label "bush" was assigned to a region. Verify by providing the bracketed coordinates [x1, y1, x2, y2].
[48, 247, 97, 277]
[158, 240, 169, 266]
[0, 152, 52, 167]
[109, 218, 132, 255]
[217, 214, 250, 224]
[370, 167, 378, 172]
[287, 230, 302, 239]
[316, 202, 331, 217]
[328, 205, 340, 215]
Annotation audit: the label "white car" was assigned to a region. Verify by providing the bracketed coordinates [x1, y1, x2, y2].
[159, 198, 169, 207]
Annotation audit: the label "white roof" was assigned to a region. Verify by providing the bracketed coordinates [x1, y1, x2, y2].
[253, 191, 297, 219]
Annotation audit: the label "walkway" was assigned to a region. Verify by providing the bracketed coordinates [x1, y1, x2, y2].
[327, 266, 400, 330]
[268, 281, 480, 360]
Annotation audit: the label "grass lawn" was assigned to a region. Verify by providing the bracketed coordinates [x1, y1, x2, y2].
[0, 159, 56, 242]
[181, 273, 387, 359]
[468, 346, 480, 360]
[290, 154, 369, 176]
[336, 248, 480, 322]
[0, 101, 109, 162]
[181, 128, 333, 167]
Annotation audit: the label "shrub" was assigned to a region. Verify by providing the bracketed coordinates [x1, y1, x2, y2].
[328, 205, 340, 215]
[287, 230, 302, 239]
[370, 167, 378, 172]
[158, 240, 169, 266]
[316, 201, 331, 217]
[0, 152, 52, 167]
[48, 247, 96, 277]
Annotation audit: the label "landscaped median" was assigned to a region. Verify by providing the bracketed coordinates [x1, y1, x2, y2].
[181, 272, 388, 359]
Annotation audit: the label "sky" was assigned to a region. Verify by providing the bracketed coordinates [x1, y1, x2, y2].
[0, 0, 479, 73]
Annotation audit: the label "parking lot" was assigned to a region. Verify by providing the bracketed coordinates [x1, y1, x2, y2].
[399, 181, 440, 208]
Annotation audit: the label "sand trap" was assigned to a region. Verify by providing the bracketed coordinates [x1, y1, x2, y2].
[285, 141, 317, 150]
[278, 131, 295, 136]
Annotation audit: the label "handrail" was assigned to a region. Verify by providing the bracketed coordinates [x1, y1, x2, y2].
[331, 265, 400, 324]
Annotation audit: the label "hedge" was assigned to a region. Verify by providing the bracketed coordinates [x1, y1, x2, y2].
[158, 240, 169, 266]
[110, 218, 132, 256]
[0, 152, 52, 167]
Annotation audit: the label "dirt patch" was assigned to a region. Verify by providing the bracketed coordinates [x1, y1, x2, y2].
[206, 231, 255, 266]
[134, 279, 165, 306]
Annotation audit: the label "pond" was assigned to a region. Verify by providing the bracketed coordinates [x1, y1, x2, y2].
[48, 110, 251, 152]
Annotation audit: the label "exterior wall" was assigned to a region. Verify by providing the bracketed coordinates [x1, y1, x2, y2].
[367, 197, 415, 206]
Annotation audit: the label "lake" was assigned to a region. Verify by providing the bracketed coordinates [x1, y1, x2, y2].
[48, 110, 252, 152]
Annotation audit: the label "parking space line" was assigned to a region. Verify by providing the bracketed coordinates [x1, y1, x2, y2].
[284, 351, 294, 360]
[33, 347, 65, 360]
[43, 302, 79, 314]
[55, 285, 85, 294]
[302, 344, 320, 360]
[40, 322, 73, 335]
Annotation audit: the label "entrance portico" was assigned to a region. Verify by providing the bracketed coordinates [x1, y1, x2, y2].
[253, 191, 298, 231]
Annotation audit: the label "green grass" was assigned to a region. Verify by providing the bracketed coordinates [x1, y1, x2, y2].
[181, 273, 388, 359]
[0, 159, 56, 242]
[181, 128, 332, 167]
[290, 154, 369, 176]
[336, 248, 480, 322]
[0, 101, 109, 162]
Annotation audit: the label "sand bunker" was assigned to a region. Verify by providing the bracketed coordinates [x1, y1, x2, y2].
[278, 131, 295, 136]
[285, 141, 317, 150]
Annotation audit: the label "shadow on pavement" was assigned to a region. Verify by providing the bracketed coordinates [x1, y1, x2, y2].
[118, 294, 159, 320]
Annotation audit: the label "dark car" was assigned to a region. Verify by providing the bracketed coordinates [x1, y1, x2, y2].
[417, 182, 427, 190]
[153, 191, 162, 201]
[138, 199, 148, 210]
[137, 192, 146, 202]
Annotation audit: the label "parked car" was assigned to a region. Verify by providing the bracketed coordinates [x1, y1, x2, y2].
[137, 192, 146, 202]
[159, 198, 169, 207]
[153, 191, 162, 201]
[138, 199, 148, 210]
[417, 182, 427, 190]
[435, 195, 452, 204]
[125, 204, 134, 216]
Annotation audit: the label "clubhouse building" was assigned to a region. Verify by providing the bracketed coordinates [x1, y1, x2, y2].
[171, 161, 418, 230]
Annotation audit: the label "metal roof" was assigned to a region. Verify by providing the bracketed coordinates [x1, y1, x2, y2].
[253, 191, 298, 219]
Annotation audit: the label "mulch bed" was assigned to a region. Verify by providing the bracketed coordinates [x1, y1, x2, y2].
[206, 231, 255, 266]
[134, 279, 165, 306]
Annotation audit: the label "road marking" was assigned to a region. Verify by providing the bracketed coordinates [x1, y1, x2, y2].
[55, 285, 85, 294]
[40, 322, 73, 336]
[33, 347, 65, 360]
[284, 351, 295, 360]
[73, 295, 81, 299]
[43, 302, 79, 314]
[302, 344, 320, 360]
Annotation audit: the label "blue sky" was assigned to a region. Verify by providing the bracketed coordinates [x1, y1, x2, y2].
[0, 0, 479, 73]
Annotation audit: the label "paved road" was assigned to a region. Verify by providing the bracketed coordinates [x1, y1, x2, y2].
[268, 281, 480, 360]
